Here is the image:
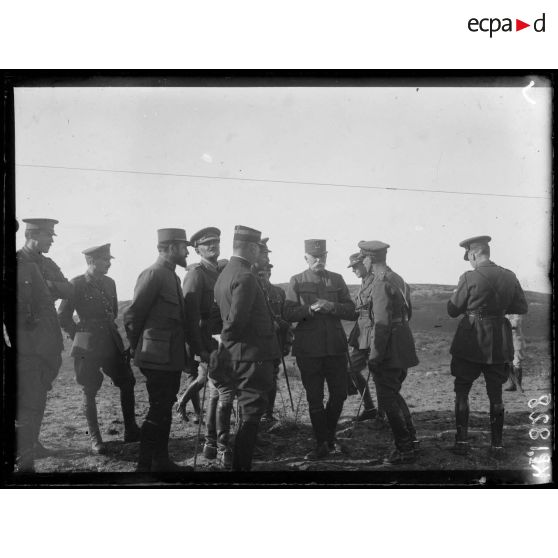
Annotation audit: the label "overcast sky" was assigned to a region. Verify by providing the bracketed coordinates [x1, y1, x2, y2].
[14, 84, 552, 300]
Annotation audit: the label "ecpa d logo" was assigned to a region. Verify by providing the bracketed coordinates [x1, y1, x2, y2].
[468, 13, 545, 37]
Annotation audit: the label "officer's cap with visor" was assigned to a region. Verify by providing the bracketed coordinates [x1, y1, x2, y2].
[358, 240, 390, 263]
[459, 235, 491, 260]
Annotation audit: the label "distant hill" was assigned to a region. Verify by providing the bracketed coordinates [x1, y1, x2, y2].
[117, 284, 550, 339]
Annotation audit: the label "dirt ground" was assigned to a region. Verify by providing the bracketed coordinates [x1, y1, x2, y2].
[26, 288, 553, 485]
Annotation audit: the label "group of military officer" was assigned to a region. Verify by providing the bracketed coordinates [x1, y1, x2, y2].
[14, 217, 528, 473]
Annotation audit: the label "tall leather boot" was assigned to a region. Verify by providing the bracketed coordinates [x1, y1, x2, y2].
[204, 388, 219, 458]
[216, 400, 233, 468]
[120, 384, 141, 442]
[516, 366, 523, 390]
[263, 384, 277, 421]
[84, 392, 106, 455]
[490, 403, 505, 447]
[325, 400, 345, 448]
[137, 420, 158, 472]
[309, 409, 329, 445]
[396, 393, 419, 452]
[383, 398, 413, 452]
[452, 396, 470, 455]
[232, 421, 260, 471]
[15, 420, 35, 473]
[32, 394, 55, 457]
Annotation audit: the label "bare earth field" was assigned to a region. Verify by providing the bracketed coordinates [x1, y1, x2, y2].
[25, 286, 553, 485]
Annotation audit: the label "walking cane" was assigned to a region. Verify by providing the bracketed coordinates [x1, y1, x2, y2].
[281, 354, 295, 412]
[193, 363, 208, 471]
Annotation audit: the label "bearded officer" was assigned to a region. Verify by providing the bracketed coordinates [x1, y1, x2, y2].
[15, 218, 73, 472]
[175, 227, 226, 461]
[284, 239, 355, 460]
[346, 252, 382, 422]
[58, 244, 140, 455]
[448, 235, 528, 458]
[124, 228, 193, 472]
[213, 226, 280, 471]
[359, 240, 419, 465]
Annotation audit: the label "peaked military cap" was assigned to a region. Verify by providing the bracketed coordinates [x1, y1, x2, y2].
[190, 227, 221, 247]
[347, 252, 364, 268]
[305, 239, 327, 256]
[82, 243, 114, 259]
[157, 228, 191, 245]
[233, 225, 261, 243]
[358, 240, 389, 263]
[258, 237, 272, 253]
[22, 218, 59, 235]
[459, 235, 491, 260]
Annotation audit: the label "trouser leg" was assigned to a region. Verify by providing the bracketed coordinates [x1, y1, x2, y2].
[395, 392, 416, 441]
[232, 360, 273, 471]
[297, 357, 329, 445]
[83, 390, 106, 454]
[140, 369, 182, 469]
[486, 370, 505, 448]
[324, 356, 348, 442]
[205, 380, 219, 446]
[374, 368, 412, 452]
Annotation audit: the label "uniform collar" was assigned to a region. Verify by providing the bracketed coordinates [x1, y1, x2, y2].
[200, 258, 219, 272]
[476, 260, 496, 268]
[157, 255, 177, 271]
[362, 273, 375, 287]
[21, 245, 42, 261]
[231, 255, 251, 268]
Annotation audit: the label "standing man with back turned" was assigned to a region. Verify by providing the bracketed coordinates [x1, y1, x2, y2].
[124, 228, 193, 472]
[284, 239, 355, 460]
[16, 218, 73, 472]
[58, 243, 140, 455]
[213, 225, 280, 471]
[448, 235, 527, 459]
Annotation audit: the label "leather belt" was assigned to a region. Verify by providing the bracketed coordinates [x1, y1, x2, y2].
[466, 311, 505, 320]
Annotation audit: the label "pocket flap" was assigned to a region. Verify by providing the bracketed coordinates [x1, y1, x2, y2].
[160, 292, 179, 305]
[143, 328, 172, 341]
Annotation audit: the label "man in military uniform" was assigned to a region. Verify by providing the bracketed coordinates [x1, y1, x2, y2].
[448, 235, 528, 458]
[124, 228, 193, 472]
[359, 240, 419, 465]
[504, 314, 526, 391]
[16, 218, 73, 472]
[346, 252, 381, 422]
[256, 262, 293, 422]
[175, 227, 226, 461]
[213, 226, 280, 471]
[284, 239, 355, 460]
[58, 244, 140, 455]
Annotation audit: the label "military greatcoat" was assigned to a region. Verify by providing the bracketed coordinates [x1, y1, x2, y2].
[124, 257, 188, 371]
[368, 267, 418, 370]
[214, 256, 280, 362]
[284, 269, 355, 357]
[448, 260, 528, 364]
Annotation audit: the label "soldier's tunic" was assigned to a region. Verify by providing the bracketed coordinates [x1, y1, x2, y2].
[214, 256, 279, 415]
[183, 259, 225, 359]
[123, 257, 189, 459]
[448, 260, 528, 392]
[284, 269, 355, 445]
[347, 272, 377, 410]
[368, 267, 418, 451]
[58, 272, 134, 394]
[214, 256, 280, 470]
[16, 246, 73, 458]
[182, 258, 225, 446]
